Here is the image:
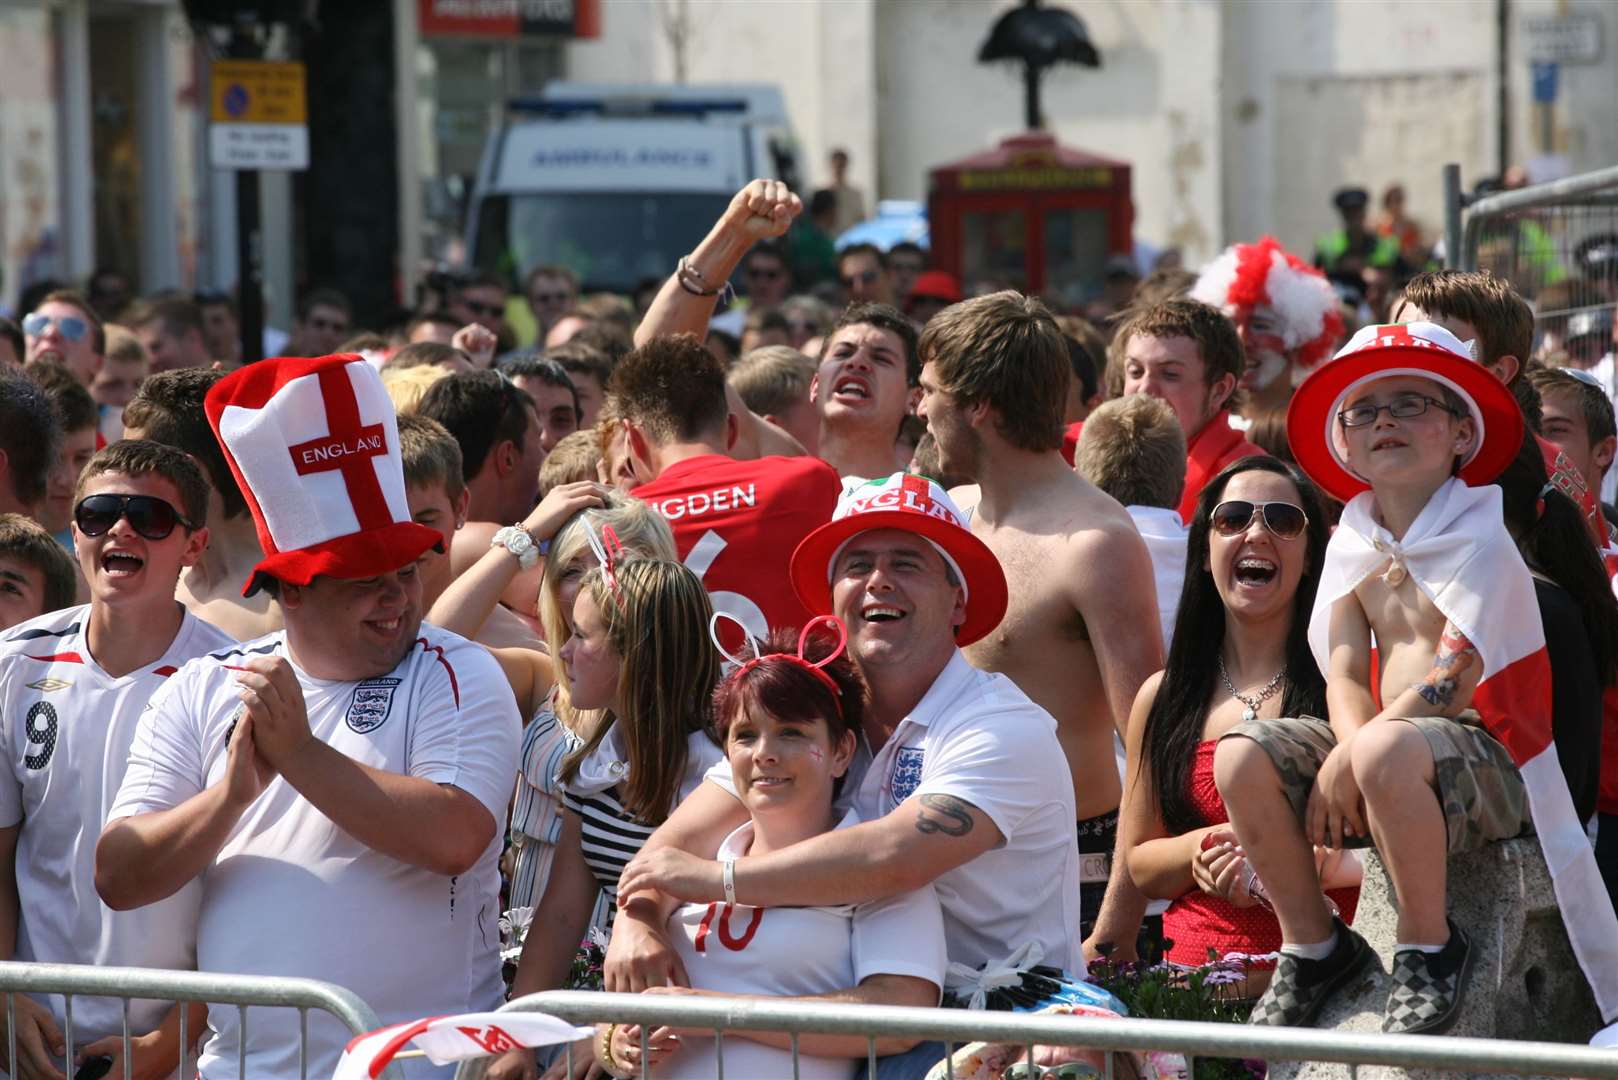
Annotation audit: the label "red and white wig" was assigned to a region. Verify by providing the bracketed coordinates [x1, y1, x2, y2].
[1191, 236, 1344, 370]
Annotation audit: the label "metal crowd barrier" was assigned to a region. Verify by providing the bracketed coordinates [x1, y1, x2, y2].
[453, 990, 1618, 1079]
[0, 961, 403, 1080]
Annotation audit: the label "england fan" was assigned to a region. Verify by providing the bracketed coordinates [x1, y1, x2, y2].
[0, 440, 232, 1079]
[95, 354, 521, 1078]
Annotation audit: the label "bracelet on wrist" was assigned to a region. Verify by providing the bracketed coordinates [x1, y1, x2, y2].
[676, 255, 720, 297]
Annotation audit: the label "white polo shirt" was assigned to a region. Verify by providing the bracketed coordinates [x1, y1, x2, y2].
[108, 625, 520, 1079]
[708, 650, 1081, 974]
[0, 605, 235, 1044]
[661, 814, 945, 1079]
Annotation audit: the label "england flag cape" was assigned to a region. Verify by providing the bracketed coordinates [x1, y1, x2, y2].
[1309, 477, 1618, 1024]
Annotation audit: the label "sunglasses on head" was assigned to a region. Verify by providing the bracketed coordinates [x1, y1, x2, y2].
[74, 494, 197, 540]
[22, 313, 89, 342]
[1210, 500, 1308, 540]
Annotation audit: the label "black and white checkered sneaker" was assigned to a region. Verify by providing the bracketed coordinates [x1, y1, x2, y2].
[1247, 917, 1373, 1028]
[1382, 919, 1473, 1034]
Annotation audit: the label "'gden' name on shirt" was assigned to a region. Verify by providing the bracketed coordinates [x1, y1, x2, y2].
[647, 484, 758, 521]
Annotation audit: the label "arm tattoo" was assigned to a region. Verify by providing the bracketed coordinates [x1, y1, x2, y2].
[915, 793, 976, 837]
[1411, 621, 1479, 708]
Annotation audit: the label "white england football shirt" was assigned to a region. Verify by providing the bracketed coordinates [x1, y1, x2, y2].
[661, 815, 946, 1080]
[108, 624, 520, 1079]
[0, 604, 236, 1043]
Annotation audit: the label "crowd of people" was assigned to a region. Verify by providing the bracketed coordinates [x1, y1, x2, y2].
[0, 172, 1616, 1080]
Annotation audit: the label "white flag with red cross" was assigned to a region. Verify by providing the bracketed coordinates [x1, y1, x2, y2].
[334, 1011, 594, 1078]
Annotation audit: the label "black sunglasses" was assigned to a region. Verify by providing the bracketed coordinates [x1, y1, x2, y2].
[1209, 500, 1308, 540]
[74, 494, 197, 540]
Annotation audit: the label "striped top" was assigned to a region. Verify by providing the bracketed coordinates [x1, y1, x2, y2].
[507, 696, 581, 908]
[562, 724, 724, 925]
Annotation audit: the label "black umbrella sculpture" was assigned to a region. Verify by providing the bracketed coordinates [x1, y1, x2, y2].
[977, 0, 1101, 130]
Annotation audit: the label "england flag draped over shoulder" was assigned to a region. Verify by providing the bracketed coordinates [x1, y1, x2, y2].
[334, 1011, 593, 1078]
[1310, 477, 1618, 1025]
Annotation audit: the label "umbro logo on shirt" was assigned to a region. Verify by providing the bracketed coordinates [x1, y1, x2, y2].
[347, 677, 402, 733]
[25, 678, 71, 693]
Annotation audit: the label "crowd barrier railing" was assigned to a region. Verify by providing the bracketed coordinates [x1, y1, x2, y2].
[0, 961, 402, 1080]
[453, 990, 1618, 1079]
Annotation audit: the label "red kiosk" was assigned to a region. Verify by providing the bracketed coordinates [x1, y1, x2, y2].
[927, 132, 1132, 304]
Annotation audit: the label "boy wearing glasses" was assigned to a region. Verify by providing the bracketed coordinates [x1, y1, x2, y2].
[0, 440, 229, 1077]
[1219, 323, 1618, 1035]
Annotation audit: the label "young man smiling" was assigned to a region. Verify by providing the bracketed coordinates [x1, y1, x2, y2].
[96, 355, 519, 1078]
[0, 440, 230, 1079]
[611, 475, 1081, 1080]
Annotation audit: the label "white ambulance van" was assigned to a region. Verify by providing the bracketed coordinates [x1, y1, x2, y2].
[465, 83, 799, 294]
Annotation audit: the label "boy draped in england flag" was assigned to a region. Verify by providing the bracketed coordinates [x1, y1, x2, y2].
[0, 440, 234, 1078]
[1214, 323, 1618, 1036]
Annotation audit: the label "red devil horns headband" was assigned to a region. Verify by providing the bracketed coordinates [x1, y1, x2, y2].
[710, 613, 850, 715]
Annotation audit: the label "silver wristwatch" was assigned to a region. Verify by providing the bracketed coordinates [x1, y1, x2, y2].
[491, 525, 540, 570]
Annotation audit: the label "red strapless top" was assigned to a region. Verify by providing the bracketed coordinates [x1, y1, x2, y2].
[1162, 741, 1359, 968]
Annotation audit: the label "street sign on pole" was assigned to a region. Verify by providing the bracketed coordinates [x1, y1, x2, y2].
[1521, 15, 1602, 65]
[208, 60, 309, 171]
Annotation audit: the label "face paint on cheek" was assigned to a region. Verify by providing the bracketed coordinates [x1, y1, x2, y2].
[1245, 348, 1289, 390]
[808, 746, 824, 763]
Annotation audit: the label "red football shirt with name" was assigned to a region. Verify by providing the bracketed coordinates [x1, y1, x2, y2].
[633, 454, 841, 638]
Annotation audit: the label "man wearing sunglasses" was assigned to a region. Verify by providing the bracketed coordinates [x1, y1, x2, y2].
[448, 273, 512, 349]
[522, 265, 578, 346]
[0, 440, 230, 1079]
[23, 290, 103, 386]
[839, 244, 895, 307]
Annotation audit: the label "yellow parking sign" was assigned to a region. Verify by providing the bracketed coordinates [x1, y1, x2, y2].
[209, 60, 308, 171]
[210, 61, 307, 124]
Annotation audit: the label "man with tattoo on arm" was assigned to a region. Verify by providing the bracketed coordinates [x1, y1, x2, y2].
[612, 475, 1081, 1079]
[1217, 323, 1618, 1036]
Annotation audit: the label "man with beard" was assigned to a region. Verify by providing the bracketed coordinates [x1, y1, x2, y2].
[916, 291, 1164, 957]
[96, 354, 519, 1078]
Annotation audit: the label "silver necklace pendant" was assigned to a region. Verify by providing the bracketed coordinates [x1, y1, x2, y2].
[1242, 707, 1257, 723]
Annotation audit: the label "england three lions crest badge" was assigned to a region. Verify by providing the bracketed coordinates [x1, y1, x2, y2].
[890, 746, 926, 806]
[347, 677, 402, 733]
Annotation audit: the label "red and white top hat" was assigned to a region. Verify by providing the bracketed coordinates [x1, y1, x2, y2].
[1286, 322, 1524, 502]
[1191, 236, 1344, 370]
[790, 473, 1008, 645]
[204, 354, 444, 596]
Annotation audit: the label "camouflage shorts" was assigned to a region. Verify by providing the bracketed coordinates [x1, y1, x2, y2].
[1220, 713, 1532, 854]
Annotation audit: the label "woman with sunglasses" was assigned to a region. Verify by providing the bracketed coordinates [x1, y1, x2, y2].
[595, 622, 945, 1080]
[1119, 457, 1359, 995]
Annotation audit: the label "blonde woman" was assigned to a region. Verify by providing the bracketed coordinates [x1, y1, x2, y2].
[428, 484, 676, 909]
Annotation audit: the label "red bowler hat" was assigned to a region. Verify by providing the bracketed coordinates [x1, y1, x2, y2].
[790, 473, 1007, 645]
[1286, 322, 1524, 502]
[204, 354, 445, 596]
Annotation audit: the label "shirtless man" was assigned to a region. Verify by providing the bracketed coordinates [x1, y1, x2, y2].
[916, 291, 1164, 956]
[636, 179, 912, 477]
[121, 370, 279, 640]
